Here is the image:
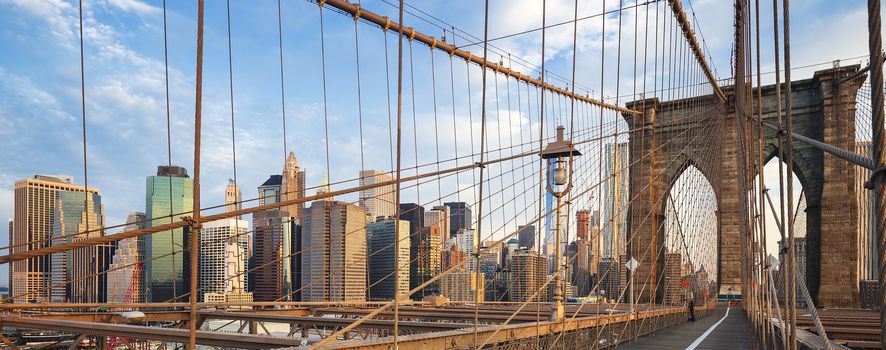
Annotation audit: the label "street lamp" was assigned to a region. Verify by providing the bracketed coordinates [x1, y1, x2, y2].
[540, 125, 581, 321]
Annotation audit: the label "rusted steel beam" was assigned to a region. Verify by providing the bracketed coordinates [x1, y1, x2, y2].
[316, 0, 641, 116]
[0, 316, 306, 349]
[667, 0, 726, 102]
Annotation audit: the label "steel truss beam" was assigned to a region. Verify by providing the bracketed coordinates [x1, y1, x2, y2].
[0, 316, 306, 349]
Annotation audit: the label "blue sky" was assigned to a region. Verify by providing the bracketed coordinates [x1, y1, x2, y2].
[0, 0, 879, 284]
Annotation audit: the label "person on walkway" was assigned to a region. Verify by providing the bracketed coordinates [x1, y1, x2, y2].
[688, 299, 697, 322]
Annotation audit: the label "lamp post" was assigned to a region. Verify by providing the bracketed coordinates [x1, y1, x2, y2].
[540, 125, 581, 321]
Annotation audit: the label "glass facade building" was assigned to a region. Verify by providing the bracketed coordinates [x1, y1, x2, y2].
[253, 175, 293, 302]
[144, 166, 193, 303]
[366, 219, 410, 300]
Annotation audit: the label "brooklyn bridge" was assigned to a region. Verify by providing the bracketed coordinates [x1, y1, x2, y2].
[0, 0, 884, 349]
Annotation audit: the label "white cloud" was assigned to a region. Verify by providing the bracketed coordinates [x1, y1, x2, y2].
[103, 0, 159, 15]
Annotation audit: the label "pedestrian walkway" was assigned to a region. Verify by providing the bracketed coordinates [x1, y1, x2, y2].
[616, 306, 751, 350]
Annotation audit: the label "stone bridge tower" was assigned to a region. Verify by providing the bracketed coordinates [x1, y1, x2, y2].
[622, 65, 865, 308]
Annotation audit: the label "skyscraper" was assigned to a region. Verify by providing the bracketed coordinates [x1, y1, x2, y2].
[440, 272, 484, 302]
[443, 202, 472, 239]
[51, 182, 110, 303]
[479, 245, 500, 301]
[442, 245, 467, 271]
[510, 248, 548, 302]
[199, 218, 249, 302]
[598, 257, 622, 301]
[224, 179, 242, 216]
[282, 151, 306, 222]
[399, 203, 438, 297]
[425, 205, 451, 243]
[224, 181, 250, 293]
[576, 210, 590, 240]
[253, 175, 292, 302]
[145, 166, 193, 303]
[602, 142, 629, 258]
[411, 225, 442, 298]
[359, 170, 396, 220]
[570, 238, 594, 297]
[302, 200, 367, 302]
[107, 212, 145, 303]
[12, 175, 112, 304]
[517, 225, 536, 250]
[453, 229, 479, 272]
[367, 218, 410, 300]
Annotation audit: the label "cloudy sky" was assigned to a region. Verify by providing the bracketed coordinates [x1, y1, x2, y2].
[0, 0, 879, 284]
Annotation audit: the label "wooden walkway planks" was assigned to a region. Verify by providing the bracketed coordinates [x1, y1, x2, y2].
[616, 306, 751, 350]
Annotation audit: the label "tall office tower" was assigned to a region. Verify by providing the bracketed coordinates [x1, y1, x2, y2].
[425, 205, 451, 243]
[570, 239, 594, 297]
[366, 218, 410, 301]
[290, 222, 302, 301]
[618, 254, 628, 301]
[602, 142, 629, 258]
[399, 203, 435, 297]
[281, 151, 306, 222]
[253, 175, 292, 302]
[590, 210, 600, 228]
[12, 175, 111, 304]
[598, 257, 622, 301]
[442, 245, 467, 270]
[453, 229, 479, 272]
[398, 203, 424, 240]
[359, 170, 396, 221]
[107, 212, 146, 303]
[50, 181, 110, 303]
[443, 202, 472, 239]
[517, 225, 536, 250]
[222, 179, 250, 291]
[199, 218, 249, 301]
[502, 238, 519, 267]
[664, 253, 683, 305]
[590, 226, 602, 268]
[440, 272, 484, 302]
[145, 166, 193, 303]
[509, 248, 548, 302]
[479, 248, 500, 301]
[302, 200, 367, 302]
[224, 179, 242, 216]
[576, 210, 590, 240]
[411, 225, 442, 299]
[856, 141, 878, 281]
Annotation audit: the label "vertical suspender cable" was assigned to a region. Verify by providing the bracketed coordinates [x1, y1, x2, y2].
[769, 0, 788, 346]
[318, 3, 332, 189]
[188, 0, 205, 348]
[76, 0, 91, 305]
[278, 0, 289, 159]
[753, 0, 771, 345]
[473, 0, 490, 347]
[535, 0, 548, 345]
[865, 0, 886, 347]
[781, 0, 797, 348]
[393, 0, 405, 345]
[163, 0, 177, 305]
[225, 0, 242, 303]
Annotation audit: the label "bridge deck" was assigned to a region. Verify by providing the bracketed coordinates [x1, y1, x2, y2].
[617, 306, 750, 350]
